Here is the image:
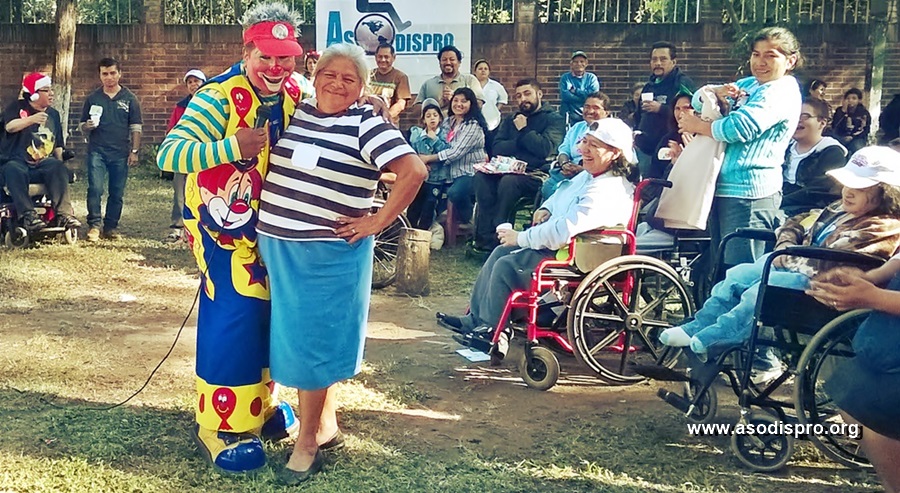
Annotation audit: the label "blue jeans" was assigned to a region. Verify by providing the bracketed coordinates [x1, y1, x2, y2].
[86, 152, 129, 230]
[680, 253, 809, 364]
[709, 193, 782, 266]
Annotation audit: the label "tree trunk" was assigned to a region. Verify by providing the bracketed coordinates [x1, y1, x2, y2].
[53, 0, 77, 142]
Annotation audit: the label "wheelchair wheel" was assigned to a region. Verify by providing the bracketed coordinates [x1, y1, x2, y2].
[567, 255, 694, 384]
[371, 200, 410, 289]
[4, 227, 29, 248]
[731, 412, 794, 472]
[794, 309, 871, 469]
[683, 381, 718, 424]
[62, 227, 78, 245]
[519, 345, 560, 391]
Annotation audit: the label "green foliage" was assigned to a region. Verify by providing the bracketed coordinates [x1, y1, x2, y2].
[0, 0, 140, 23]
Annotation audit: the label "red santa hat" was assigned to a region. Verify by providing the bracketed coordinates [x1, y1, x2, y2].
[22, 72, 52, 101]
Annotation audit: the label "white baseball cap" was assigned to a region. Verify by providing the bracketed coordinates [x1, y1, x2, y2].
[827, 146, 900, 189]
[183, 69, 207, 83]
[583, 118, 637, 164]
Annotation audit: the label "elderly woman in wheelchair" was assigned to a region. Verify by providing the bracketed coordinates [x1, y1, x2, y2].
[660, 146, 900, 370]
[437, 118, 637, 361]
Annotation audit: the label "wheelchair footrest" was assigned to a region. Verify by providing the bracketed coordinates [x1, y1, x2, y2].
[630, 363, 692, 382]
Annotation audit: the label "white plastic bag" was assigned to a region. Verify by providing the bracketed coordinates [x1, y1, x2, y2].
[429, 222, 445, 250]
[656, 85, 726, 230]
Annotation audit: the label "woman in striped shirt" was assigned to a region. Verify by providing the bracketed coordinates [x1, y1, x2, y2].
[257, 43, 427, 484]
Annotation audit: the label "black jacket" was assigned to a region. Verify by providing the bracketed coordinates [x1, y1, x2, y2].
[782, 138, 848, 214]
[634, 67, 695, 156]
[492, 102, 566, 173]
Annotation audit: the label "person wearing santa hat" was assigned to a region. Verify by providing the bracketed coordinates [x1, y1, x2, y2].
[1, 72, 81, 231]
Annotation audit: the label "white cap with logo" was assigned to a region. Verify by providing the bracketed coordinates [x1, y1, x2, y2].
[583, 118, 637, 164]
[827, 146, 900, 189]
[183, 69, 207, 83]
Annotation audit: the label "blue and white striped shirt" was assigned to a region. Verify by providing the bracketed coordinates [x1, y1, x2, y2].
[258, 101, 414, 241]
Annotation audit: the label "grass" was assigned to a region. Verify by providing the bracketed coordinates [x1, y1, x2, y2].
[0, 164, 884, 492]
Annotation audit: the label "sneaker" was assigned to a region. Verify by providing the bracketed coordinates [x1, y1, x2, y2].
[55, 213, 82, 228]
[86, 227, 101, 242]
[490, 327, 513, 366]
[164, 228, 183, 243]
[749, 366, 784, 386]
[103, 228, 122, 240]
[21, 211, 46, 231]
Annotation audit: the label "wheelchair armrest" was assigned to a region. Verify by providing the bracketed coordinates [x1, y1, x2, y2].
[775, 246, 885, 271]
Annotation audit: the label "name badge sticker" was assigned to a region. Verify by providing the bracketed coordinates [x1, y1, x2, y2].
[290, 143, 320, 170]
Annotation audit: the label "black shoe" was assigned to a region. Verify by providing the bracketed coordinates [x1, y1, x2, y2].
[55, 213, 81, 228]
[21, 211, 46, 231]
[453, 325, 494, 353]
[436, 312, 466, 333]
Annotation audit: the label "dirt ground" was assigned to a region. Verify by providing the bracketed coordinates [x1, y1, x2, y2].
[0, 282, 882, 491]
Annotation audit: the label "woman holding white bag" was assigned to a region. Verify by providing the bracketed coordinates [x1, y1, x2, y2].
[677, 26, 802, 265]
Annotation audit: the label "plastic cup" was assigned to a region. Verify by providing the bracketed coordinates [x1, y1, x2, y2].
[641, 92, 654, 102]
[496, 222, 512, 233]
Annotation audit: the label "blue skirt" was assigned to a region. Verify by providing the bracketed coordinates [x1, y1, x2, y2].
[258, 235, 374, 390]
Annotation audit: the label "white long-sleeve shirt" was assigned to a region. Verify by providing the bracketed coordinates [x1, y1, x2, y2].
[517, 171, 634, 251]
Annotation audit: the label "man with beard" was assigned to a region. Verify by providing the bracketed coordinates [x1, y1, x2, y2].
[633, 41, 694, 177]
[1, 72, 81, 231]
[414, 45, 484, 115]
[156, 2, 304, 474]
[472, 78, 566, 252]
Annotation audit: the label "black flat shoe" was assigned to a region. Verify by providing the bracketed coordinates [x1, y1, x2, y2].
[319, 430, 345, 451]
[452, 329, 493, 353]
[278, 449, 326, 486]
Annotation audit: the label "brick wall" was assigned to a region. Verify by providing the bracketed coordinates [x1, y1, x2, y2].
[0, 21, 896, 155]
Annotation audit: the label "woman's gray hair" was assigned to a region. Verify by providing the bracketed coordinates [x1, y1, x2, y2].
[314, 43, 370, 87]
[241, 2, 302, 31]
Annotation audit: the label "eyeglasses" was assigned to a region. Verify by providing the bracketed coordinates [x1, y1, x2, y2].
[798, 113, 822, 122]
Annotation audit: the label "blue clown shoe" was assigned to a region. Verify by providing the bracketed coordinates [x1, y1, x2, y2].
[261, 401, 299, 442]
[193, 425, 266, 474]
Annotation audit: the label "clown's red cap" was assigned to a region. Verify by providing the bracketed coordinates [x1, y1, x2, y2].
[243, 21, 303, 57]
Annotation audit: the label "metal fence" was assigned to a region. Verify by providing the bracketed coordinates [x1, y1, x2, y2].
[539, 0, 701, 23]
[0, 0, 140, 23]
[724, 0, 872, 24]
[473, 0, 515, 23]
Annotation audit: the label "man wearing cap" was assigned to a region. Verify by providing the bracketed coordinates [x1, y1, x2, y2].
[157, 2, 305, 474]
[1, 73, 81, 231]
[163, 68, 207, 242]
[79, 57, 143, 242]
[634, 41, 694, 176]
[368, 43, 411, 127]
[558, 50, 600, 127]
[414, 45, 484, 115]
[438, 118, 637, 360]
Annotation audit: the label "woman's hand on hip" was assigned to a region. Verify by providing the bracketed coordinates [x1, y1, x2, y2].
[335, 214, 388, 244]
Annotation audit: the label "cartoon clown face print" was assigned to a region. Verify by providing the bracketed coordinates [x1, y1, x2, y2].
[243, 46, 297, 96]
[196, 165, 263, 242]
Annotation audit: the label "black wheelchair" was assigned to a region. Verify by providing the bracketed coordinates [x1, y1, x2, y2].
[644, 239, 884, 472]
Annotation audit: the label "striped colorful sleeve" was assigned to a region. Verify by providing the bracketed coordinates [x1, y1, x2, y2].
[358, 110, 414, 168]
[157, 86, 241, 173]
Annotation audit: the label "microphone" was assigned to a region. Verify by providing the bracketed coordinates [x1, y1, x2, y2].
[255, 104, 272, 128]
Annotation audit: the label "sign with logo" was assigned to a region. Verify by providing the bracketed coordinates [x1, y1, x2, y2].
[317, 0, 473, 94]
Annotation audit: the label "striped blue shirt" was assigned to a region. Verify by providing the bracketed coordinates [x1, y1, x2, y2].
[698, 75, 801, 199]
[258, 101, 414, 241]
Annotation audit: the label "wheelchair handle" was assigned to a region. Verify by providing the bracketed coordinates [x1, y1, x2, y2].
[729, 227, 776, 242]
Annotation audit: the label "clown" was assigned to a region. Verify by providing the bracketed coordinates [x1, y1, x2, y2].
[156, 2, 312, 473]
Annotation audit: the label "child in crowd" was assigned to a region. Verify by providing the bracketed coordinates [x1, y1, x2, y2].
[406, 98, 450, 230]
[659, 146, 900, 363]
